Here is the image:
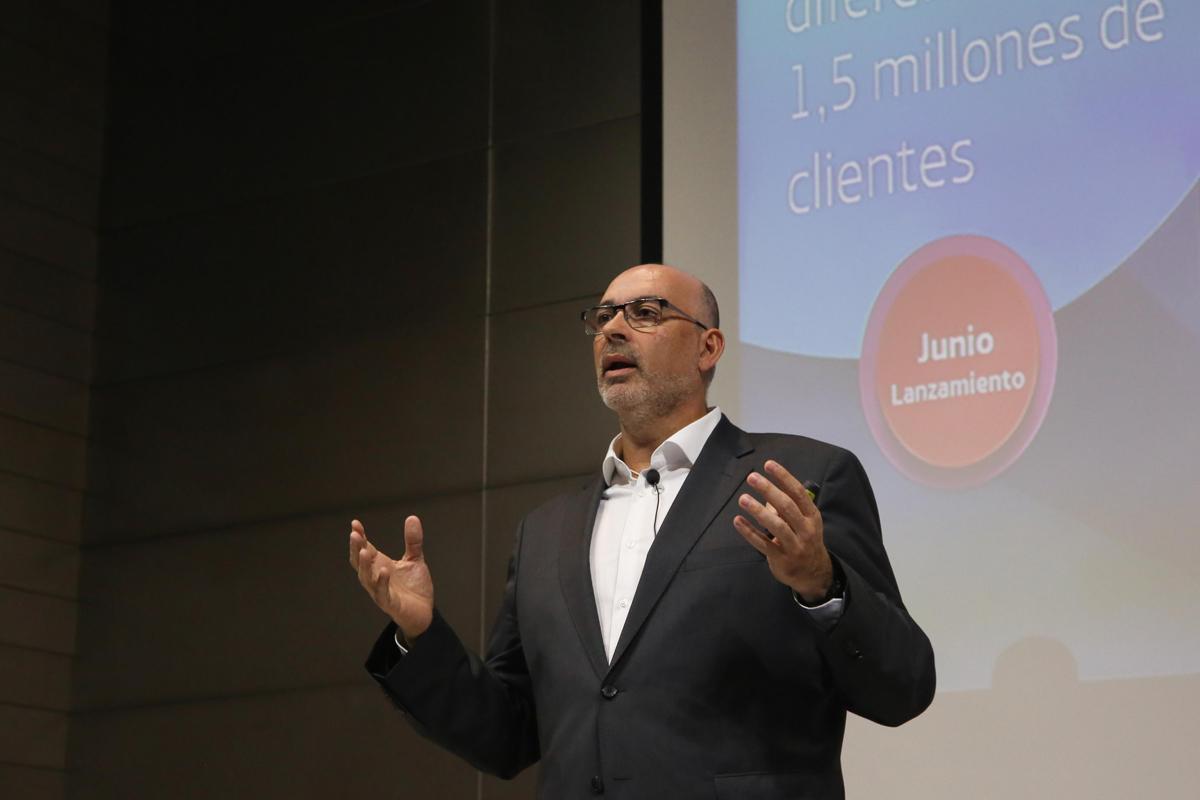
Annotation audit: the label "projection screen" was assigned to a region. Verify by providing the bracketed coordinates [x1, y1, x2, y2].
[663, 1, 1200, 796]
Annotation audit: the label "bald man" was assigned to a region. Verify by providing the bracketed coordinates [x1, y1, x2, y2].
[351, 265, 934, 799]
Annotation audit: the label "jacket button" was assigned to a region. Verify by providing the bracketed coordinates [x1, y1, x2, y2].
[590, 775, 604, 793]
[600, 685, 618, 699]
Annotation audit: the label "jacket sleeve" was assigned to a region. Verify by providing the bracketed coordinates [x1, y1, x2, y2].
[809, 447, 937, 726]
[364, 521, 540, 778]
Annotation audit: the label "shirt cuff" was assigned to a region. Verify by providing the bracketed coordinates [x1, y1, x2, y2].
[793, 592, 845, 630]
[393, 631, 409, 655]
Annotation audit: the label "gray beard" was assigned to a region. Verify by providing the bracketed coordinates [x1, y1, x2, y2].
[597, 370, 693, 426]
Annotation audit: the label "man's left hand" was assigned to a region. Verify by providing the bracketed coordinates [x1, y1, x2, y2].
[734, 460, 833, 603]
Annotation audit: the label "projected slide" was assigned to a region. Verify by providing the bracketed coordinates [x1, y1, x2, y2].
[733, 0, 1200, 689]
[739, 0, 1198, 485]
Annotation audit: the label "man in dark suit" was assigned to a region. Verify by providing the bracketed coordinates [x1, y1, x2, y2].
[350, 264, 935, 799]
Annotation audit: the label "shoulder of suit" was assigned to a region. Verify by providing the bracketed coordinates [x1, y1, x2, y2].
[740, 427, 852, 460]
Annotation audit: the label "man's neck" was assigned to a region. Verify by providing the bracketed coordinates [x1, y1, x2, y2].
[615, 402, 710, 473]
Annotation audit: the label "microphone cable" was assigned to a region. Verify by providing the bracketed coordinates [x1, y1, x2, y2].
[644, 468, 663, 535]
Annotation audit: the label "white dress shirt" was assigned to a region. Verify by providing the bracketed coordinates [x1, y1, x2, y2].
[589, 407, 843, 663]
[590, 407, 725, 662]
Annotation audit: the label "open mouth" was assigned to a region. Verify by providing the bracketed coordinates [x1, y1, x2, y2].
[602, 354, 638, 377]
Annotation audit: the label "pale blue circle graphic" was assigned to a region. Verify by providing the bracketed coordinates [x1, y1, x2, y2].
[738, 0, 1200, 358]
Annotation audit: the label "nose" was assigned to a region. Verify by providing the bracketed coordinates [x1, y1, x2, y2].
[598, 307, 632, 339]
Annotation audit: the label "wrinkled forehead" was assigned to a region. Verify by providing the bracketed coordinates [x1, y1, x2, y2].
[600, 266, 696, 308]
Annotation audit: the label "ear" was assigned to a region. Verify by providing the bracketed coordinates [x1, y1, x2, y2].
[697, 327, 725, 374]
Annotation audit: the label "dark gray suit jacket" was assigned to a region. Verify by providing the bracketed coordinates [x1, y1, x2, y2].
[366, 417, 935, 799]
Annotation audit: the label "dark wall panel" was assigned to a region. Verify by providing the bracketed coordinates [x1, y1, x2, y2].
[0, 196, 95, 279]
[68, 0, 649, 796]
[0, 706, 68, 769]
[490, 116, 642, 314]
[0, 361, 89, 434]
[0, 304, 92, 381]
[493, 0, 642, 143]
[0, 84, 104, 174]
[0, 644, 72, 710]
[0, 417, 87, 489]
[0, 250, 96, 331]
[0, 472, 83, 544]
[86, 319, 484, 541]
[74, 492, 483, 710]
[0, 763, 65, 800]
[103, 0, 490, 229]
[94, 151, 487, 384]
[0, 529, 80, 598]
[69, 685, 473, 800]
[0, 586, 76, 655]
[0, 0, 102, 790]
[0, 30, 106, 130]
[0, 140, 101, 226]
[487, 299, 616, 487]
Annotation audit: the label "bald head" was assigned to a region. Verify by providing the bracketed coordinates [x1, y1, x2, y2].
[605, 264, 720, 330]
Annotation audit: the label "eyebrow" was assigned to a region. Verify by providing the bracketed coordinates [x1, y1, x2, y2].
[596, 295, 658, 307]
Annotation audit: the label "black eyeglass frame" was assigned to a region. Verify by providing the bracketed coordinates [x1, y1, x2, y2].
[581, 296, 711, 336]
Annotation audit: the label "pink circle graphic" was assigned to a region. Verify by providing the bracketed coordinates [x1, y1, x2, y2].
[859, 235, 1058, 489]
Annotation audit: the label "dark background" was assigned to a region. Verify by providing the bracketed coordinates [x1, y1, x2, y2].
[0, 1, 659, 796]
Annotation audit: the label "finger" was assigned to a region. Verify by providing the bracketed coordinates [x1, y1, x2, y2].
[746, 471, 805, 532]
[402, 515, 424, 563]
[357, 539, 381, 591]
[738, 492, 795, 545]
[370, 559, 392, 606]
[349, 519, 367, 568]
[733, 515, 780, 555]
[764, 460, 818, 517]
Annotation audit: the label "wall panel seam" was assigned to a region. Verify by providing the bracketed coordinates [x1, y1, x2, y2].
[478, 0, 498, 794]
[0, 700, 71, 714]
[0, 759, 68, 773]
[0, 410, 87, 440]
[0, 244, 98, 288]
[79, 485, 495, 550]
[97, 144, 493, 238]
[0, 356, 89, 387]
[87, 319, 482, 391]
[0, 25, 109, 75]
[80, 480, 583, 554]
[0, 86, 104, 131]
[0, 191, 97, 230]
[0, 300, 95, 338]
[493, 110, 643, 150]
[0, 639, 73, 658]
[69, 678, 379, 716]
[486, 291, 604, 320]
[0, 582, 77, 603]
[0, 640, 73, 660]
[109, 7, 422, 69]
[0, 133, 103, 180]
[0, 580, 76, 603]
[0, 524, 80, 546]
[0, 466, 86, 494]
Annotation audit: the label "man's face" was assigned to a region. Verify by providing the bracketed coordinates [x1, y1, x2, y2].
[592, 267, 707, 418]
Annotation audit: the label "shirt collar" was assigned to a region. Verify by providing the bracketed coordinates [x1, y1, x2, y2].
[601, 406, 723, 486]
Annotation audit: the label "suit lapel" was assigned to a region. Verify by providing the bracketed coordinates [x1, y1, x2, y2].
[558, 476, 610, 681]
[606, 416, 756, 672]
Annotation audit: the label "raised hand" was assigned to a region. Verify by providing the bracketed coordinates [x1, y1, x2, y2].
[349, 516, 435, 640]
[733, 460, 834, 603]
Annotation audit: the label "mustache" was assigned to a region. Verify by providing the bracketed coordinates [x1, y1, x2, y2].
[601, 346, 637, 360]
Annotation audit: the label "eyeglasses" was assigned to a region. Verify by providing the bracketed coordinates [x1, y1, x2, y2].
[581, 296, 710, 336]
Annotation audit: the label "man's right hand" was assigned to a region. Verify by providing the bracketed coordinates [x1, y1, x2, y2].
[349, 516, 434, 641]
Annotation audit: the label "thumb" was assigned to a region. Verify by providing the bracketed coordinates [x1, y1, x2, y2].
[402, 515, 425, 562]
